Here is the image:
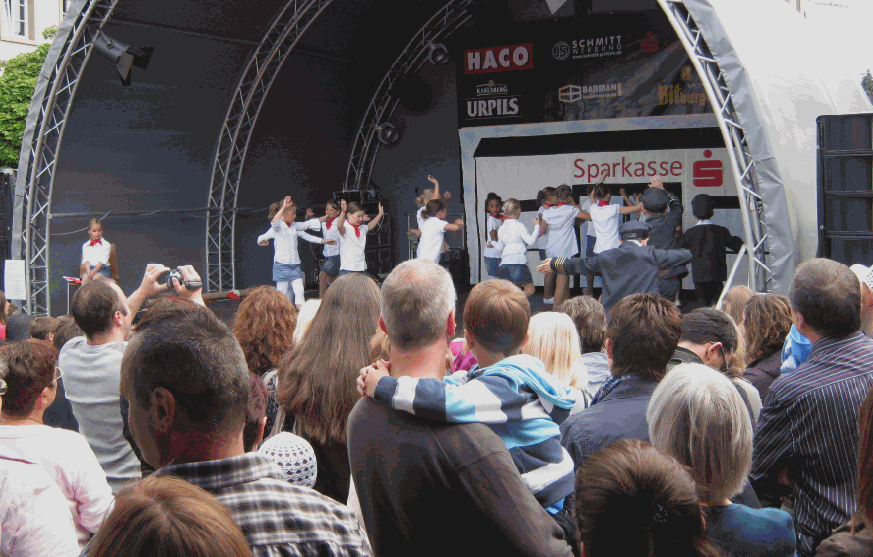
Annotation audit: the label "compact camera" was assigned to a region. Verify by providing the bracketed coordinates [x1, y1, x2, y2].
[165, 267, 202, 290]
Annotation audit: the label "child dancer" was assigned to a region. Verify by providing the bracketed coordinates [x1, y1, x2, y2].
[257, 196, 335, 308]
[588, 180, 642, 256]
[416, 199, 464, 264]
[319, 200, 342, 297]
[541, 184, 592, 308]
[81, 218, 111, 284]
[537, 187, 556, 303]
[483, 193, 504, 277]
[336, 199, 384, 275]
[489, 198, 543, 297]
[359, 279, 578, 524]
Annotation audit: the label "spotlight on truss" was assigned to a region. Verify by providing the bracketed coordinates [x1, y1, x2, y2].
[376, 123, 400, 146]
[94, 31, 154, 86]
[428, 43, 451, 66]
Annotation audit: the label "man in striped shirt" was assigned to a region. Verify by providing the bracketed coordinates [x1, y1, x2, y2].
[752, 258, 873, 557]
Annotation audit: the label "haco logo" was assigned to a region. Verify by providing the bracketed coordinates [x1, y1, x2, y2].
[464, 44, 533, 74]
[692, 150, 724, 187]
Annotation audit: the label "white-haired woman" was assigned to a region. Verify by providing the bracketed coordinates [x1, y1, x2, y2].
[523, 312, 590, 413]
[647, 363, 795, 557]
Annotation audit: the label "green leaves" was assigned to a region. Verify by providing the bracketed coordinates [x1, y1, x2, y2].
[0, 42, 50, 168]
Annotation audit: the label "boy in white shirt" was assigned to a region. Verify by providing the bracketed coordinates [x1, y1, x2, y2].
[489, 198, 543, 297]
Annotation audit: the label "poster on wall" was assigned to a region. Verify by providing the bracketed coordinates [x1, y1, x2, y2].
[455, 10, 712, 128]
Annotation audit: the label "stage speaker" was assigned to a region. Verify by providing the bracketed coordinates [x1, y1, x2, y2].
[816, 114, 873, 265]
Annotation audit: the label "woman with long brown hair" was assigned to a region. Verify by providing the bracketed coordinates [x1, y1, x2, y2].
[276, 272, 381, 502]
[741, 294, 793, 401]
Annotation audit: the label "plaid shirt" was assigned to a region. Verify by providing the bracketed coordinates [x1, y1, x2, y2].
[160, 453, 371, 557]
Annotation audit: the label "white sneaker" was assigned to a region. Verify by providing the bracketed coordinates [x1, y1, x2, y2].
[543, 297, 555, 304]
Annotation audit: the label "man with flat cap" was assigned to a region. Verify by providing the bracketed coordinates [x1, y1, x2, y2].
[640, 176, 687, 303]
[538, 220, 692, 312]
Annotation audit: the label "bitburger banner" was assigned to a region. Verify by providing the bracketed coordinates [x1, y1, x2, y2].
[455, 10, 712, 128]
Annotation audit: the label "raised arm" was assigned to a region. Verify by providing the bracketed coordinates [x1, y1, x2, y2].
[618, 188, 643, 215]
[366, 203, 384, 231]
[272, 196, 292, 225]
[336, 199, 348, 237]
[444, 217, 464, 232]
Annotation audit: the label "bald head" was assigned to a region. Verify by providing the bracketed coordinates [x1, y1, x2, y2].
[380, 259, 455, 351]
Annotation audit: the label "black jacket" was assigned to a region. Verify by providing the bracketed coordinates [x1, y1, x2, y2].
[743, 350, 783, 403]
[682, 223, 744, 282]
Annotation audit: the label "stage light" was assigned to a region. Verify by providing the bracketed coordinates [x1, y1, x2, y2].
[93, 31, 154, 86]
[428, 43, 450, 66]
[376, 123, 400, 146]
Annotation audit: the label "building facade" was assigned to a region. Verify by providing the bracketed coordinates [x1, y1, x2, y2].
[0, 0, 66, 61]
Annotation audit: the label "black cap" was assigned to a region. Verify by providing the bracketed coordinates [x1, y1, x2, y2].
[619, 220, 651, 240]
[640, 188, 669, 213]
[691, 194, 713, 219]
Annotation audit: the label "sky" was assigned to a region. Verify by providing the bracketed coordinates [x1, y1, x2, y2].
[805, 0, 873, 81]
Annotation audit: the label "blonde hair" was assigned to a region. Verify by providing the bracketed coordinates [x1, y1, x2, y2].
[721, 285, 753, 324]
[523, 312, 588, 390]
[502, 198, 521, 218]
[292, 299, 321, 346]
[416, 187, 435, 208]
[646, 363, 753, 503]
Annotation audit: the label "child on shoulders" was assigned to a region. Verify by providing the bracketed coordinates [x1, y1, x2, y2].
[359, 279, 578, 519]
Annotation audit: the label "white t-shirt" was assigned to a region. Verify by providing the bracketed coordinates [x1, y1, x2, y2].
[483, 214, 503, 258]
[265, 219, 322, 265]
[536, 206, 549, 249]
[339, 221, 368, 271]
[497, 219, 540, 265]
[0, 424, 114, 548]
[581, 199, 596, 238]
[542, 204, 580, 258]
[416, 206, 426, 230]
[590, 204, 621, 253]
[417, 216, 449, 263]
[81, 238, 111, 267]
[321, 220, 341, 257]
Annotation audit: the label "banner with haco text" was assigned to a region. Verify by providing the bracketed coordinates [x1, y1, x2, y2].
[455, 10, 712, 128]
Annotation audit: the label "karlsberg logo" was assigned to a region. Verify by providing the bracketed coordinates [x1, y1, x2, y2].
[464, 43, 533, 74]
[476, 81, 509, 96]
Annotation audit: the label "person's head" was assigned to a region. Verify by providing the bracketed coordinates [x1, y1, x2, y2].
[592, 183, 610, 202]
[233, 286, 297, 376]
[325, 200, 340, 219]
[423, 198, 447, 220]
[523, 312, 587, 390]
[346, 201, 366, 226]
[277, 273, 380, 444]
[647, 363, 753, 504]
[282, 200, 299, 223]
[607, 294, 681, 381]
[380, 259, 455, 352]
[619, 221, 650, 243]
[556, 184, 572, 203]
[502, 198, 521, 219]
[854, 386, 873, 530]
[0, 339, 59, 418]
[70, 279, 130, 339]
[292, 299, 321, 346]
[88, 218, 103, 241]
[416, 187, 436, 208]
[720, 285, 754, 325]
[640, 188, 669, 215]
[691, 194, 714, 220]
[678, 308, 740, 375]
[243, 372, 268, 452]
[90, 475, 253, 557]
[575, 438, 720, 557]
[267, 201, 283, 221]
[557, 296, 606, 354]
[485, 192, 502, 216]
[52, 315, 83, 352]
[121, 305, 250, 468]
[28, 316, 60, 342]
[790, 258, 861, 339]
[743, 294, 793, 362]
[464, 279, 530, 359]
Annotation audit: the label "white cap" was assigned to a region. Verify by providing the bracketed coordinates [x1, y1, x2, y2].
[850, 264, 873, 290]
[258, 432, 318, 488]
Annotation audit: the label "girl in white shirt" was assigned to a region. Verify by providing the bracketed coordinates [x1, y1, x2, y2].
[336, 199, 384, 275]
[416, 199, 464, 264]
[489, 198, 543, 297]
[542, 184, 592, 308]
[483, 193, 504, 277]
[257, 197, 334, 308]
[80, 219, 111, 284]
[536, 188, 555, 303]
[588, 181, 642, 254]
[319, 200, 342, 297]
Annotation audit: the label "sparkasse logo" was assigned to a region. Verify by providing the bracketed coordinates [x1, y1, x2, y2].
[692, 150, 724, 187]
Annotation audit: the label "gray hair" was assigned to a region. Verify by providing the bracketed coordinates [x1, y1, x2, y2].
[790, 258, 860, 338]
[381, 259, 455, 350]
[646, 363, 752, 503]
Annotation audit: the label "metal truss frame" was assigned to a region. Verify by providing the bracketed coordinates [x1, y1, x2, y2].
[16, 0, 121, 316]
[344, 0, 473, 191]
[204, 0, 335, 293]
[661, 0, 771, 292]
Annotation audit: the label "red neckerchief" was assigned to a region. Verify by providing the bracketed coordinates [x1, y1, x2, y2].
[89, 238, 102, 246]
[326, 217, 336, 230]
[543, 203, 554, 208]
[498, 214, 506, 221]
[598, 200, 608, 207]
[556, 202, 566, 207]
[353, 224, 361, 238]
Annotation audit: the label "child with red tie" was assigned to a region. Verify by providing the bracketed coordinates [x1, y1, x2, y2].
[588, 180, 642, 256]
[336, 199, 384, 276]
[483, 192, 504, 277]
[81, 218, 111, 283]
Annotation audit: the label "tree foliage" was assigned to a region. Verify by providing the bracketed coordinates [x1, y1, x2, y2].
[0, 26, 57, 168]
[863, 70, 873, 105]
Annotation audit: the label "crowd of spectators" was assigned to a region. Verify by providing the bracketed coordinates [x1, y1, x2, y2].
[0, 254, 872, 557]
